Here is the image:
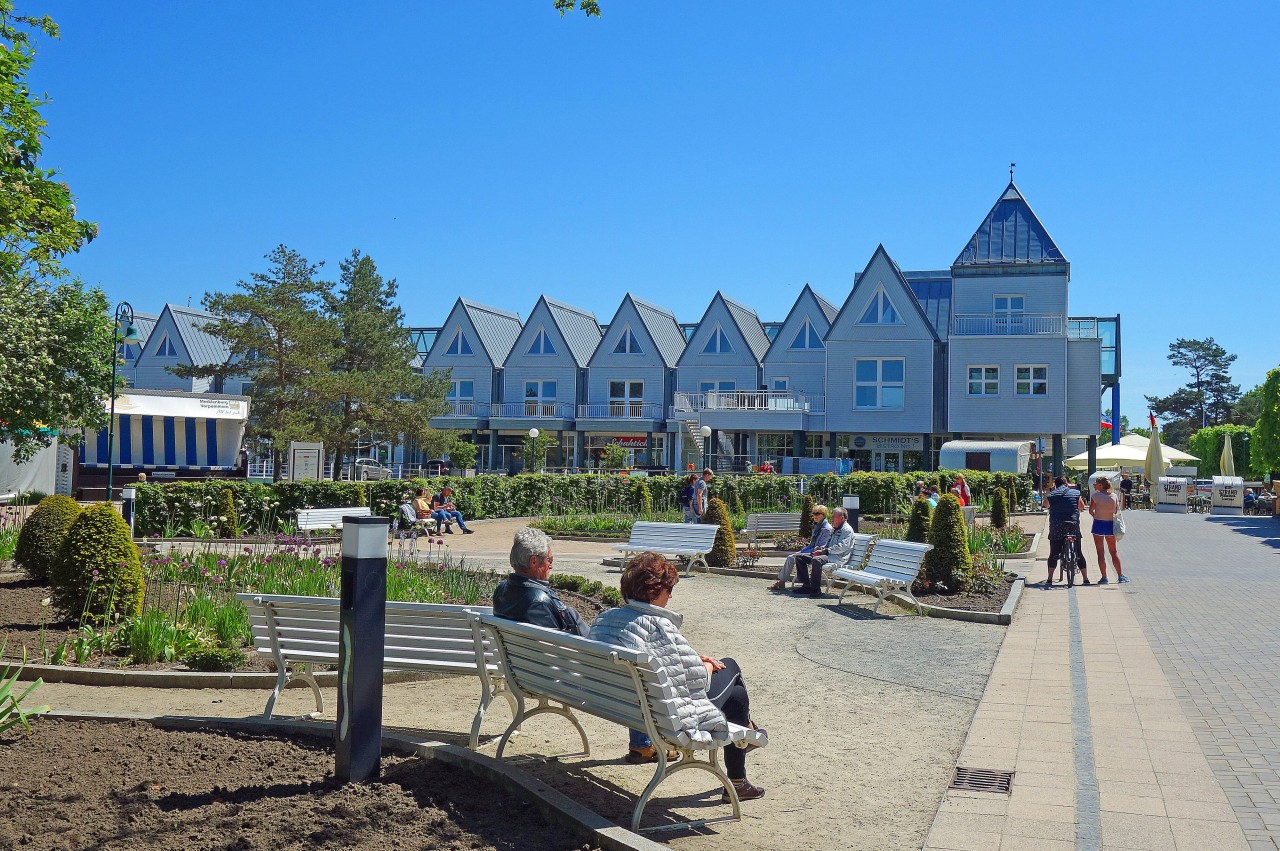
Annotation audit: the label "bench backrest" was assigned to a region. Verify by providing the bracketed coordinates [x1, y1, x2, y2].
[863, 539, 932, 584]
[399, 503, 419, 524]
[838, 532, 877, 569]
[237, 593, 497, 674]
[626, 521, 719, 551]
[474, 614, 686, 742]
[745, 513, 801, 534]
[296, 506, 371, 530]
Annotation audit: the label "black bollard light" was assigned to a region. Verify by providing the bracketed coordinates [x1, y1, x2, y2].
[842, 495, 861, 533]
[336, 514, 389, 784]
[121, 487, 136, 537]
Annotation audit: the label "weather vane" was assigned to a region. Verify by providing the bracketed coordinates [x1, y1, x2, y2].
[1009, 162, 1016, 181]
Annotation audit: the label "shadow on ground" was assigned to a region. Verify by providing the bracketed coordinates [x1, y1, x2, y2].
[1205, 515, 1280, 550]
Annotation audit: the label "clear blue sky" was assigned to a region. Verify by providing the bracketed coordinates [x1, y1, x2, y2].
[30, 1, 1280, 418]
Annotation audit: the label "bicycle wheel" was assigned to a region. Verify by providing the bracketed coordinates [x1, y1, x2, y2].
[1063, 537, 1078, 587]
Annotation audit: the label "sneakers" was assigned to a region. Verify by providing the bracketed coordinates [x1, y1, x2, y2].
[1118, 575, 1130, 583]
[722, 778, 766, 802]
[1044, 579, 1055, 589]
[462, 528, 474, 534]
[625, 745, 679, 764]
[1097, 577, 1110, 585]
[443, 526, 454, 534]
[767, 581, 787, 592]
[1082, 578, 1092, 586]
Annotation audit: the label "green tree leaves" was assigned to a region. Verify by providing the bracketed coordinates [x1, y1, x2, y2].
[1251, 369, 1280, 479]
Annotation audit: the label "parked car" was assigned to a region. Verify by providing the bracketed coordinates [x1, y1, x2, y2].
[352, 459, 394, 481]
[423, 459, 451, 476]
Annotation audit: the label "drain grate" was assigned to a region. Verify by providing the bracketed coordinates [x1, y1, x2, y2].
[949, 766, 1014, 794]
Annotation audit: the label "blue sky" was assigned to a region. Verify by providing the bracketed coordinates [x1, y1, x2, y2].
[30, 1, 1280, 417]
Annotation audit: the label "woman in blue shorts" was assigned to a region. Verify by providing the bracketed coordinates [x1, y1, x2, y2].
[1088, 477, 1127, 584]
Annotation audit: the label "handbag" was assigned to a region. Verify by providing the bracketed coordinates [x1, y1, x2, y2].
[1113, 508, 1126, 541]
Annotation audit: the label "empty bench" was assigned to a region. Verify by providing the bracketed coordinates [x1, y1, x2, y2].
[613, 521, 720, 576]
[832, 538, 932, 614]
[295, 506, 371, 532]
[237, 593, 512, 749]
[472, 613, 768, 832]
[744, 512, 801, 545]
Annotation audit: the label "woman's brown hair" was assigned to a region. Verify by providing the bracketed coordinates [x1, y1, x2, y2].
[1096, 477, 1112, 492]
[620, 552, 679, 603]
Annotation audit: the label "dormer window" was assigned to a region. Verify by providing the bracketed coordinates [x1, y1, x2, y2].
[857, 287, 903, 325]
[613, 327, 643, 354]
[154, 335, 178, 358]
[528, 328, 557, 355]
[789, 318, 824, 350]
[701, 325, 734, 354]
[445, 330, 473, 356]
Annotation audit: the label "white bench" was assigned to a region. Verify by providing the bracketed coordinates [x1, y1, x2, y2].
[472, 613, 767, 832]
[744, 512, 801, 545]
[832, 538, 932, 614]
[613, 521, 720, 576]
[295, 506, 371, 531]
[397, 503, 439, 534]
[237, 593, 512, 749]
[817, 531, 878, 593]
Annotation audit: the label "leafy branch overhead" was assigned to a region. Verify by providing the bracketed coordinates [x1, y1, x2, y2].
[553, 0, 601, 16]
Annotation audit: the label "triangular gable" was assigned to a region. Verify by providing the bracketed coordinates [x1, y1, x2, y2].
[829, 245, 940, 342]
[629, 295, 686, 367]
[677, 292, 767, 366]
[542, 297, 601, 367]
[721, 294, 771, 360]
[954, 181, 1066, 266]
[763, 284, 835, 360]
[426, 299, 521, 367]
[164, 305, 230, 367]
[590, 294, 684, 367]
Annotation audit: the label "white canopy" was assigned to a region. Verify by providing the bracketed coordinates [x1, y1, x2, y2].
[1065, 443, 1157, 469]
[1117, 433, 1198, 462]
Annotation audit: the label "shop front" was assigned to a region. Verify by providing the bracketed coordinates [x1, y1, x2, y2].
[835, 433, 925, 472]
[585, 433, 667, 469]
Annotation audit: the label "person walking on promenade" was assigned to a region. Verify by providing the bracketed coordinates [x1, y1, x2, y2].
[1089, 477, 1126, 584]
[1044, 476, 1090, 587]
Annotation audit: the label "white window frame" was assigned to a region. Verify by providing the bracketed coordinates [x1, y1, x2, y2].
[771, 377, 789, 391]
[967, 365, 1000, 397]
[701, 324, 734, 354]
[608, 379, 645, 417]
[1015, 364, 1049, 397]
[528, 326, 557, 356]
[994, 294, 1026, 333]
[853, 358, 905, 410]
[789, 318, 824, 350]
[612, 326, 643, 354]
[856, 285, 905, 326]
[447, 380, 474, 400]
[444, 329, 473, 357]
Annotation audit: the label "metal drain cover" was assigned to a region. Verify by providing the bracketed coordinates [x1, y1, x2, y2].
[949, 766, 1014, 794]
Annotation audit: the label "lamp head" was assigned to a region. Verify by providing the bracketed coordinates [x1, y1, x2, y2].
[119, 322, 141, 343]
[528, 428, 539, 439]
[699, 425, 712, 438]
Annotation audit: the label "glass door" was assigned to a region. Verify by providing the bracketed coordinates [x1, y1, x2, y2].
[873, 450, 902, 472]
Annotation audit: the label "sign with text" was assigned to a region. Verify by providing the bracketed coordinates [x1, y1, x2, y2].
[288, 441, 324, 482]
[849, 434, 923, 452]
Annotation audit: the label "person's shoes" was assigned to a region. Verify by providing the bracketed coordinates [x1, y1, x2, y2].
[1118, 575, 1130, 583]
[462, 528, 474, 534]
[767, 581, 787, 592]
[722, 778, 766, 802]
[1082, 578, 1092, 586]
[625, 745, 678, 764]
[1044, 580, 1055, 588]
[1097, 577, 1110, 585]
[444, 527, 454, 534]
[805, 587, 823, 597]
[790, 587, 810, 596]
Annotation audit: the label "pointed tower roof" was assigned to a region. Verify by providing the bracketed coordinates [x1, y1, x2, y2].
[954, 181, 1066, 266]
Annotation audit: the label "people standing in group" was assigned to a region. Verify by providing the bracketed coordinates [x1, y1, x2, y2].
[915, 480, 928, 498]
[951, 474, 971, 506]
[1089, 477, 1126, 583]
[927, 487, 941, 509]
[431, 485, 473, 534]
[768, 504, 832, 593]
[1044, 475, 1090, 587]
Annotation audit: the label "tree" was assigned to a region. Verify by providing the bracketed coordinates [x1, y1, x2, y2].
[311, 250, 449, 472]
[905, 497, 931, 543]
[521, 431, 556, 472]
[553, 0, 601, 16]
[921, 494, 973, 593]
[1187, 425, 1252, 479]
[172, 246, 334, 479]
[1146, 338, 1241, 447]
[0, 4, 109, 460]
[1251, 368, 1280, 478]
[1234, 384, 1266, 427]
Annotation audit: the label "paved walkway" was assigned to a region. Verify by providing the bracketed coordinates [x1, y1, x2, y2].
[924, 508, 1280, 851]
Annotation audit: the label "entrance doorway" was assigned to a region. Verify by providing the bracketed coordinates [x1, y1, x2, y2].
[874, 450, 902, 472]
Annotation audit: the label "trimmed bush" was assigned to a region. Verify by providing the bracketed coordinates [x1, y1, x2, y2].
[921, 494, 973, 593]
[990, 487, 1008, 529]
[905, 497, 932, 543]
[702, 497, 736, 567]
[183, 646, 248, 672]
[14, 495, 81, 580]
[50, 503, 144, 622]
[631, 477, 653, 514]
[217, 487, 238, 537]
[799, 494, 815, 540]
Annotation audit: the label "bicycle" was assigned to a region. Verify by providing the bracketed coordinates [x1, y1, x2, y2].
[1061, 529, 1079, 588]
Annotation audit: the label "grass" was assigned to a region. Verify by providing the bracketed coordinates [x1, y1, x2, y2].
[0, 513, 22, 561]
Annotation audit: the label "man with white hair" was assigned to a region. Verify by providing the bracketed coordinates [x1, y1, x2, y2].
[492, 526, 588, 636]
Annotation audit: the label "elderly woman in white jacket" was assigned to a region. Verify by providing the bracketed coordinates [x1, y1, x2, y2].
[589, 552, 768, 801]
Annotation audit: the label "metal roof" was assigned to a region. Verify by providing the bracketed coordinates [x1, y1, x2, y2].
[131, 312, 158, 345]
[542, 297, 602, 367]
[813, 290, 838, 323]
[904, 271, 952, 338]
[459, 299, 523, 365]
[954, 182, 1066, 266]
[762, 283, 837, 360]
[165, 305, 231, 367]
[721, 293, 771, 361]
[629, 295, 687, 367]
[837, 246, 940, 342]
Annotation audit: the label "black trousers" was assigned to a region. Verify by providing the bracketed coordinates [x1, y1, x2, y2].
[1047, 531, 1088, 577]
[707, 657, 752, 779]
[795, 553, 828, 590]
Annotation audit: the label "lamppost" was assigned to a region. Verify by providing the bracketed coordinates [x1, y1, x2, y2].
[699, 425, 712, 471]
[528, 428, 540, 472]
[106, 302, 141, 502]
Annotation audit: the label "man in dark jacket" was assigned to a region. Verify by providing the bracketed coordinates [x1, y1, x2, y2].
[493, 527, 587, 636]
[1045, 475, 1090, 588]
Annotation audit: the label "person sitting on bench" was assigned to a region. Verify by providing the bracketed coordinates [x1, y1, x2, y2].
[768, 504, 831, 592]
[431, 486, 472, 534]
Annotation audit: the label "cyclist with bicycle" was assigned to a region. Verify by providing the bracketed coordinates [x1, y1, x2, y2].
[1045, 475, 1091, 588]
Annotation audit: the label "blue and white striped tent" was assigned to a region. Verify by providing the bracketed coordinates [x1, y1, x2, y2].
[79, 390, 250, 472]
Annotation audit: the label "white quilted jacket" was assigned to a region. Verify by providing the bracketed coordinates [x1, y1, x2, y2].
[589, 600, 729, 746]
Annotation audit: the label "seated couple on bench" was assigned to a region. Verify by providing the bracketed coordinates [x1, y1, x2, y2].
[493, 527, 769, 802]
[412, 486, 473, 534]
[769, 505, 853, 596]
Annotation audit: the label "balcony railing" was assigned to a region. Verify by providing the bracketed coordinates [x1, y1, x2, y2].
[672, 391, 824, 414]
[952, 313, 1063, 336]
[492, 402, 576, 419]
[576, 403, 663, 420]
[439, 401, 490, 417]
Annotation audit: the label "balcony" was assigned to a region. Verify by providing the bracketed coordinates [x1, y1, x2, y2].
[952, 313, 1063, 336]
[576, 403, 664, 420]
[672, 390, 824, 414]
[441, 401, 490, 417]
[492, 402, 576, 419]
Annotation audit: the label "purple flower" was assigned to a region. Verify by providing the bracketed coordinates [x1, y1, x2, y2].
[217, 559, 227, 568]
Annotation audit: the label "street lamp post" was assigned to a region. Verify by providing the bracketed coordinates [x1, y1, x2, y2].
[106, 302, 141, 502]
[528, 428, 540, 472]
[699, 425, 712, 471]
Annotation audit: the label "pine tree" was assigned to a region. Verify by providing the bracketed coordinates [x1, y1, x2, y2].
[905, 497, 932, 543]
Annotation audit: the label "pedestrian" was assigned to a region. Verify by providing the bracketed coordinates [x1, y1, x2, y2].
[951, 474, 971, 506]
[1119, 472, 1133, 510]
[688, 468, 713, 523]
[678, 473, 698, 522]
[927, 487, 940, 509]
[1089, 478, 1126, 584]
[768, 504, 831, 592]
[1044, 476, 1090, 587]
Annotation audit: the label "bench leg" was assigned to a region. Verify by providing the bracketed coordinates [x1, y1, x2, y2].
[872, 584, 890, 613]
[686, 553, 708, 577]
[471, 678, 521, 750]
[294, 665, 324, 718]
[264, 667, 288, 718]
[633, 746, 741, 833]
[496, 699, 589, 760]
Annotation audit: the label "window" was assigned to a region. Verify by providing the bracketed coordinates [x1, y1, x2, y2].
[854, 359, 904, 409]
[771, 377, 789, 391]
[702, 325, 734, 354]
[856, 287, 903, 325]
[447, 380, 474, 400]
[153, 335, 178, 358]
[699, 380, 735, 394]
[968, 366, 1000, 397]
[789, 319, 824, 350]
[994, 295, 1025, 333]
[527, 328, 557, 355]
[444, 330, 473, 356]
[1016, 365, 1048, 396]
[609, 380, 644, 416]
[524, 380, 557, 416]
[612, 327, 643, 354]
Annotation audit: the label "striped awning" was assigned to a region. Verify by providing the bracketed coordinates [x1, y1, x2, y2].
[79, 392, 250, 471]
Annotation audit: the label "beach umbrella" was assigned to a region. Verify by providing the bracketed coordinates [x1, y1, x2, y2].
[1145, 414, 1166, 485]
[1118, 432, 1199, 462]
[1220, 434, 1236, 477]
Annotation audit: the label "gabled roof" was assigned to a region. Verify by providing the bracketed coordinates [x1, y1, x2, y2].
[629, 295, 686, 367]
[542, 297, 602, 367]
[763, 284, 837, 360]
[853, 269, 953, 338]
[131, 312, 158, 346]
[458, 299, 523, 365]
[832, 245, 940, 342]
[720, 293, 771, 361]
[163, 304, 232, 367]
[954, 181, 1066, 266]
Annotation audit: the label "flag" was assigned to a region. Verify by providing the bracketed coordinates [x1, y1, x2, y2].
[1149, 411, 1158, 430]
[1101, 415, 1113, 431]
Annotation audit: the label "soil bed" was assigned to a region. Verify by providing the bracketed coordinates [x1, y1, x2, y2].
[913, 574, 1018, 614]
[0, 718, 590, 851]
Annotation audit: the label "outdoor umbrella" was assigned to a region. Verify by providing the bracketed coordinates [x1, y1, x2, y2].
[1145, 422, 1166, 485]
[1118, 433, 1199, 462]
[1065, 443, 1151, 469]
[1220, 434, 1236, 477]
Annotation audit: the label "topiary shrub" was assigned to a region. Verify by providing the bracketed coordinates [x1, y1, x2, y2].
[702, 497, 736, 567]
[14, 495, 81, 581]
[799, 494, 815, 540]
[905, 497, 932, 543]
[990, 487, 1008, 529]
[631, 477, 653, 514]
[217, 487, 239, 537]
[921, 494, 973, 593]
[50, 503, 144, 623]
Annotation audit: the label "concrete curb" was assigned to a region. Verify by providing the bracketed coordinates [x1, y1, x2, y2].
[997, 532, 1041, 561]
[886, 577, 1025, 626]
[38, 710, 665, 851]
[15, 664, 442, 689]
